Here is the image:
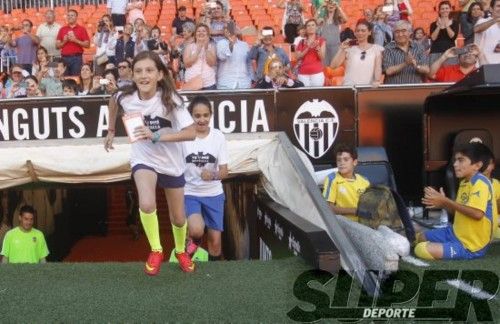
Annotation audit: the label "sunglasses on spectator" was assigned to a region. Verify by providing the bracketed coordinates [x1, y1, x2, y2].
[23, 24, 31, 27]
[118, 65, 129, 69]
[12, 71, 22, 74]
[361, 51, 366, 60]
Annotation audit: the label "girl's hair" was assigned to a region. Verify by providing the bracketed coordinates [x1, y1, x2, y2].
[35, 46, 48, 64]
[437, 0, 452, 14]
[467, 2, 483, 23]
[25, 75, 38, 84]
[187, 95, 212, 115]
[412, 27, 425, 38]
[304, 18, 318, 29]
[78, 62, 93, 92]
[117, 51, 181, 115]
[356, 19, 374, 44]
[194, 23, 210, 42]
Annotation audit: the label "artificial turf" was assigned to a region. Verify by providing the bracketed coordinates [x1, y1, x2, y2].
[1, 246, 499, 323]
[0, 258, 311, 323]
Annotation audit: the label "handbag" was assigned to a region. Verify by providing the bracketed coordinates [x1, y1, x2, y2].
[181, 74, 203, 91]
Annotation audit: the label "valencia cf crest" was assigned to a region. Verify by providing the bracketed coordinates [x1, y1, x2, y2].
[293, 99, 339, 159]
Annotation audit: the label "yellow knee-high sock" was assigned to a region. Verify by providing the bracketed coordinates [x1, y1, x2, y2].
[414, 242, 435, 260]
[172, 221, 187, 253]
[140, 209, 162, 251]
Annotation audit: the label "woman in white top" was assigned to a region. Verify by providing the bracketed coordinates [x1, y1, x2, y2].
[183, 24, 217, 90]
[330, 20, 383, 86]
[104, 51, 196, 275]
[183, 95, 229, 261]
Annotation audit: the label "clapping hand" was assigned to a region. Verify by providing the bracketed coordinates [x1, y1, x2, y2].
[422, 186, 446, 209]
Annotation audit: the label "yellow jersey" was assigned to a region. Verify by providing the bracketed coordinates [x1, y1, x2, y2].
[453, 173, 495, 252]
[323, 172, 370, 222]
[492, 178, 500, 239]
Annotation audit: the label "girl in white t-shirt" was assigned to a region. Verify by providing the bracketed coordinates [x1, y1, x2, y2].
[183, 95, 229, 261]
[104, 51, 196, 275]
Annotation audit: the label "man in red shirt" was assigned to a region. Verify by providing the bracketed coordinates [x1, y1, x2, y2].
[428, 44, 483, 82]
[56, 9, 90, 76]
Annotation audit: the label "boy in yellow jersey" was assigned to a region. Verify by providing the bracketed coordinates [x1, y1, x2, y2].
[416, 142, 495, 260]
[484, 156, 500, 239]
[323, 144, 370, 222]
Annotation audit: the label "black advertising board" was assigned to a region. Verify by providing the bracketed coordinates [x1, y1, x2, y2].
[275, 87, 356, 165]
[0, 91, 275, 141]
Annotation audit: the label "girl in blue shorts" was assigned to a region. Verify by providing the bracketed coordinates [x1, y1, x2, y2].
[183, 95, 229, 261]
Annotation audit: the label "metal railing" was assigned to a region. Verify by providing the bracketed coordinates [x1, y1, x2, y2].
[1, 0, 107, 12]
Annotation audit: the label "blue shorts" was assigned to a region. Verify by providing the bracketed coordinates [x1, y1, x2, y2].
[131, 164, 186, 188]
[424, 226, 488, 260]
[185, 194, 225, 231]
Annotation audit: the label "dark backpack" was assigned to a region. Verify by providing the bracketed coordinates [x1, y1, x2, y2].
[357, 185, 404, 233]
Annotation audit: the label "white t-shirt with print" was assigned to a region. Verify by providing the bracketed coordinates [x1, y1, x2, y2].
[119, 90, 193, 176]
[183, 128, 228, 196]
[475, 17, 500, 64]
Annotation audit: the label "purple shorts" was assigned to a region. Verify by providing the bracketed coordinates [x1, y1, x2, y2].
[131, 164, 186, 188]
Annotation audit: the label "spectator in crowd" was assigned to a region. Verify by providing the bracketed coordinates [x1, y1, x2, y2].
[428, 44, 482, 82]
[216, 21, 252, 89]
[382, 20, 429, 84]
[183, 95, 228, 261]
[134, 23, 150, 55]
[172, 6, 194, 36]
[10, 19, 39, 74]
[279, 0, 304, 44]
[317, 0, 347, 66]
[198, 1, 228, 43]
[255, 57, 304, 88]
[412, 27, 431, 53]
[396, 0, 413, 21]
[459, 0, 479, 45]
[78, 62, 93, 95]
[183, 24, 217, 90]
[127, 0, 145, 25]
[383, 0, 401, 28]
[171, 21, 196, 84]
[293, 24, 306, 49]
[249, 27, 291, 83]
[107, 0, 128, 27]
[373, 5, 393, 47]
[481, 0, 492, 16]
[115, 23, 135, 63]
[132, 18, 146, 41]
[473, 0, 500, 64]
[330, 20, 383, 86]
[39, 58, 65, 96]
[465, 2, 484, 45]
[89, 68, 118, 95]
[32, 46, 50, 82]
[147, 26, 169, 55]
[56, 9, 90, 76]
[429, 1, 459, 64]
[25, 75, 42, 97]
[363, 8, 375, 23]
[0, 27, 16, 72]
[1, 205, 49, 264]
[295, 19, 326, 87]
[36, 10, 61, 59]
[116, 59, 133, 88]
[323, 144, 370, 222]
[62, 79, 79, 96]
[5, 64, 27, 98]
[94, 14, 117, 74]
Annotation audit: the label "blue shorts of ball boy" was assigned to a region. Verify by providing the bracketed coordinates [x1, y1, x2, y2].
[185, 194, 225, 231]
